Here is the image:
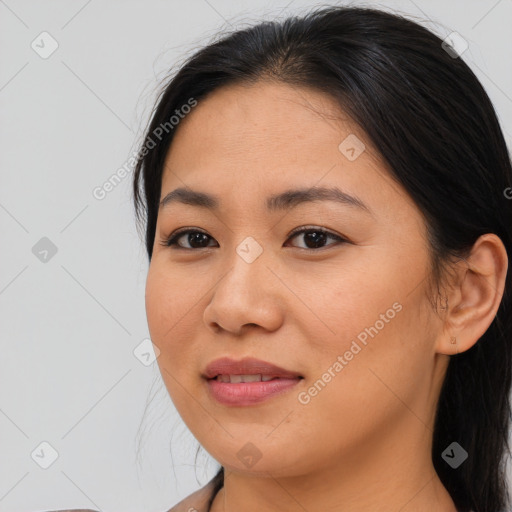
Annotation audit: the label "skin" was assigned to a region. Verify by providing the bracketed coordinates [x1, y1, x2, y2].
[145, 81, 508, 512]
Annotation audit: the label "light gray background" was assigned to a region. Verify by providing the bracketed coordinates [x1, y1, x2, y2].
[1, 0, 511, 511]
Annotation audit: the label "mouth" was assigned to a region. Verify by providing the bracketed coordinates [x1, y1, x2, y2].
[203, 357, 304, 406]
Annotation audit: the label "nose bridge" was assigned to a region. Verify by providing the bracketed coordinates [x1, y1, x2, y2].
[223, 234, 268, 296]
[235, 234, 265, 266]
[204, 233, 283, 333]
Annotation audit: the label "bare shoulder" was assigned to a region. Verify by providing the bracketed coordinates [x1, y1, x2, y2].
[166, 478, 218, 512]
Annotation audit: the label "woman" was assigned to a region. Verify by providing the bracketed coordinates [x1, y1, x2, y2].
[53, 4, 512, 512]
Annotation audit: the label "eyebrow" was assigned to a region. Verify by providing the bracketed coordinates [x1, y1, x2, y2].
[159, 186, 372, 214]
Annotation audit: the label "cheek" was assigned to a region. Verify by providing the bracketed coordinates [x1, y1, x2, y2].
[320, 242, 428, 354]
[298, 252, 429, 408]
[145, 262, 211, 403]
[301, 269, 404, 364]
[145, 264, 193, 364]
[302, 297, 431, 427]
[145, 267, 172, 343]
[145, 267, 192, 410]
[289, 317, 419, 461]
[146, 261, 194, 333]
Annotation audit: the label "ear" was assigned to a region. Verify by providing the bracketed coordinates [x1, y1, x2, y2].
[436, 233, 508, 355]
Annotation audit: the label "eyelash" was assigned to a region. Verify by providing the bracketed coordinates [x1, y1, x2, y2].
[159, 226, 348, 251]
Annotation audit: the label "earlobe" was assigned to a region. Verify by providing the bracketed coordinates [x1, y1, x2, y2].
[449, 336, 459, 355]
[436, 233, 508, 356]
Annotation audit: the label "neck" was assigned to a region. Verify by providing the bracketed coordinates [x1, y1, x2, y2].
[210, 419, 458, 512]
[212, 467, 457, 512]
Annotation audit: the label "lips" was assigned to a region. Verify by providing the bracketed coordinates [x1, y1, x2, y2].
[202, 357, 303, 380]
[203, 357, 303, 406]
[203, 357, 304, 405]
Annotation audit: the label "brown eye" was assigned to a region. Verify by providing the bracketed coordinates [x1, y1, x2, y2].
[160, 229, 217, 249]
[286, 227, 347, 250]
[159, 226, 348, 251]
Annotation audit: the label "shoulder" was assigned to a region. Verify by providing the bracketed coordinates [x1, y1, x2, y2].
[40, 478, 218, 512]
[165, 477, 219, 512]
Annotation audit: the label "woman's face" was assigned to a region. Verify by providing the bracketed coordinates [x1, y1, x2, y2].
[145, 81, 450, 477]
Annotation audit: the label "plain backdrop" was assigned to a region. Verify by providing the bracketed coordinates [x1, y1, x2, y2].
[1, 0, 511, 510]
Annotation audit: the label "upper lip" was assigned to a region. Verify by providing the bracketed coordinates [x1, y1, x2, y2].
[203, 357, 303, 379]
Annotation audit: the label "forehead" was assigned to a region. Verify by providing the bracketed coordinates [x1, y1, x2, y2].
[166, 81, 370, 161]
[160, 81, 414, 220]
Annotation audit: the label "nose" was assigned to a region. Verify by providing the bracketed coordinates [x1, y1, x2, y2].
[203, 246, 284, 336]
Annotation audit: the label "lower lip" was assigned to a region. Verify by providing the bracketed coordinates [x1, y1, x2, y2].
[206, 377, 302, 406]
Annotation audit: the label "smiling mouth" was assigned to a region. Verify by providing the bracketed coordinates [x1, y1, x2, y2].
[202, 356, 304, 405]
